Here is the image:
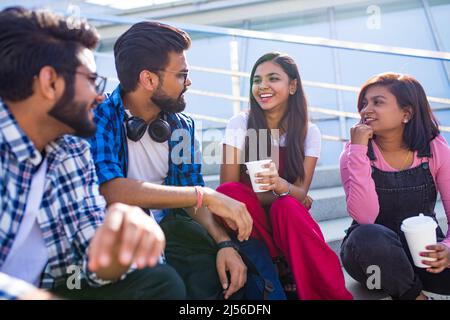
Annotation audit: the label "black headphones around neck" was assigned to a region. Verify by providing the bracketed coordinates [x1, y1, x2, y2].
[124, 111, 171, 143]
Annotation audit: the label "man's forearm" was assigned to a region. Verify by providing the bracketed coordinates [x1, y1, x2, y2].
[100, 178, 199, 209]
[185, 207, 231, 244]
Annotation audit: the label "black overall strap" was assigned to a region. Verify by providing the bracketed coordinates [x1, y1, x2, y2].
[367, 139, 376, 161]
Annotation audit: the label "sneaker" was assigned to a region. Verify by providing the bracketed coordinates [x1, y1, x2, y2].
[422, 291, 450, 300]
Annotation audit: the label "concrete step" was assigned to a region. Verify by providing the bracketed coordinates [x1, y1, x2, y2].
[203, 174, 221, 190]
[309, 165, 341, 190]
[309, 186, 346, 222]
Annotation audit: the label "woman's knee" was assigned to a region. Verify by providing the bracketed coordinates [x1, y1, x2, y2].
[347, 224, 398, 248]
[270, 195, 309, 222]
[217, 182, 260, 208]
[217, 181, 251, 196]
[341, 224, 401, 266]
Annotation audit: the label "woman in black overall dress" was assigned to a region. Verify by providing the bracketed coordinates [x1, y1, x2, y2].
[340, 73, 450, 300]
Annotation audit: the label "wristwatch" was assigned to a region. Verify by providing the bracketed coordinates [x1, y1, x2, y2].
[273, 182, 291, 197]
[217, 240, 239, 251]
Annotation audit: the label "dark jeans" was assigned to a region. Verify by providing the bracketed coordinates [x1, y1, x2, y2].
[340, 224, 450, 300]
[52, 264, 186, 300]
[160, 210, 228, 300]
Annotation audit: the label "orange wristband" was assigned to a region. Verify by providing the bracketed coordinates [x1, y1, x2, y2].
[194, 186, 204, 213]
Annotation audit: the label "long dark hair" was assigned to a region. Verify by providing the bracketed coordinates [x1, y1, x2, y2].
[245, 52, 308, 184]
[357, 72, 440, 152]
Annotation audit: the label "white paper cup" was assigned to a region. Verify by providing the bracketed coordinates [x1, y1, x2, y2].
[245, 159, 272, 193]
[401, 214, 437, 268]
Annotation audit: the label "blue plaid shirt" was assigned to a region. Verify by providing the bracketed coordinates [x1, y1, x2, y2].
[0, 102, 111, 299]
[88, 85, 204, 214]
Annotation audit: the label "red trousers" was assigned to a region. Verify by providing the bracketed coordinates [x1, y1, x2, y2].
[217, 182, 353, 300]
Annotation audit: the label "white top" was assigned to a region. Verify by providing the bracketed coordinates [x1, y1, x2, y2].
[222, 112, 321, 158]
[126, 127, 169, 223]
[0, 272, 36, 298]
[1, 159, 48, 286]
[125, 114, 202, 223]
[127, 130, 170, 186]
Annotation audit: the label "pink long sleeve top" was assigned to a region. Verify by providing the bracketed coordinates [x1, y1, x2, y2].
[340, 135, 450, 248]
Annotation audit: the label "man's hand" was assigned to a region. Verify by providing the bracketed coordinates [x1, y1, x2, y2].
[203, 188, 253, 242]
[88, 203, 165, 280]
[20, 289, 56, 300]
[216, 247, 247, 300]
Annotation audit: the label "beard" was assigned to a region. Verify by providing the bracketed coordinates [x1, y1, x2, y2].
[151, 86, 186, 114]
[47, 81, 98, 138]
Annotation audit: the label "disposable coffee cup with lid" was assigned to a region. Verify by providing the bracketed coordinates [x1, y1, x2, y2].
[401, 214, 437, 268]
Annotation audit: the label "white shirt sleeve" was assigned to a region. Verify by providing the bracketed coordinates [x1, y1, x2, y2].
[304, 123, 321, 158]
[0, 272, 37, 300]
[222, 112, 248, 151]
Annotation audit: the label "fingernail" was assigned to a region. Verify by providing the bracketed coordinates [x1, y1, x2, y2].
[99, 254, 110, 267]
[120, 252, 132, 264]
[138, 257, 146, 268]
[222, 283, 228, 290]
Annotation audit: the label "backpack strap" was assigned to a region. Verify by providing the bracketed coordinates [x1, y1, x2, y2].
[218, 240, 274, 300]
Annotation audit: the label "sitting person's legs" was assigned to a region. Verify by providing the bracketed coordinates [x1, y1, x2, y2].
[159, 209, 227, 299]
[270, 195, 352, 300]
[53, 264, 186, 299]
[416, 267, 450, 296]
[341, 223, 422, 300]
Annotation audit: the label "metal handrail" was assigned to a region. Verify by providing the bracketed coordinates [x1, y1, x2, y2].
[85, 14, 450, 61]
[94, 55, 450, 107]
[101, 73, 450, 133]
[89, 15, 450, 134]
[189, 66, 450, 106]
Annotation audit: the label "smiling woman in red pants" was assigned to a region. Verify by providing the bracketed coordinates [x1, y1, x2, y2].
[217, 52, 352, 300]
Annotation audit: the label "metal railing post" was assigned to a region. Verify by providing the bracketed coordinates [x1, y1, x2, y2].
[328, 6, 348, 143]
[229, 38, 242, 116]
[421, 0, 450, 89]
